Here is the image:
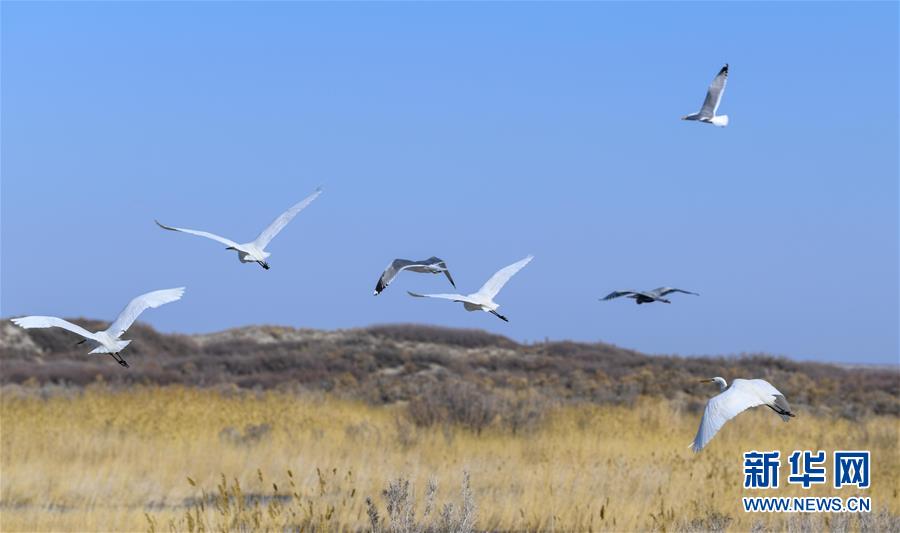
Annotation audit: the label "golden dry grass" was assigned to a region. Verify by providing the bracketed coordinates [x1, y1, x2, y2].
[1, 385, 898, 531]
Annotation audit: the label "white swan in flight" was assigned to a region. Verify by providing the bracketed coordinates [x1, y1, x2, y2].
[692, 377, 795, 452]
[374, 257, 456, 295]
[9, 287, 185, 368]
[682, 64, 729, 127]
[407, 255, 533, 322]
[601, 287, 698, 305]
[156, 188, 322, 269]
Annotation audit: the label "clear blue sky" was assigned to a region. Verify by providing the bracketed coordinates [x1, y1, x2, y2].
[2, 2, 897, 364]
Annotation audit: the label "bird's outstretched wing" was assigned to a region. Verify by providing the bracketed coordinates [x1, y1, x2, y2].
[253, 188, 322, 250]
[104, 287, 185, 337]
[691, 383, 764, 452]
[375, 259, 417, 295]
[420, 257, 456, 288]
[10, 316, 97, 341]
[407, 291, 479, 305]
[747, 379, 782, 397]
[601, 290, 638, 301]
[475, 255, 533, 300]
[156, 220, 241, 249]
[699, 64, 728, 118]
[376, 257, 456, 295]
[436, 262, 456, 288]
[657, 287, 700, 297]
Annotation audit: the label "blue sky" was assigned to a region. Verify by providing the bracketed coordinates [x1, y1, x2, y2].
[2, 2, 897, 364]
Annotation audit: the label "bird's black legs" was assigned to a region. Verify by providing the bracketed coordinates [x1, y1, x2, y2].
[110, 352, 130, 368]
[767, 403, 795, 421]
[76, 339, 86, 345]
[257, 261, 270, 270]
[490, 310, 509, 322]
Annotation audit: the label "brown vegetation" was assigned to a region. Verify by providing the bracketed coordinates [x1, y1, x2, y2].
[1, 321, 897, 428]
[2, 386, 898, 532]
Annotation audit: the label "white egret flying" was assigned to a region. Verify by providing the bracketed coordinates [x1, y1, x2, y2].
[692, 377, 795, 452]
[374, 257, 456, 295]
[601, 287, 699, 305]
[407, 255, 533, 322]
[9, 287, 185, 368]
[156, 188, 322, 270]
[682, 64, 729, 127]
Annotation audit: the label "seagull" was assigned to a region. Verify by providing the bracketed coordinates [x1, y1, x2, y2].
[9, 287, 185, 368]
[407, 255, 533, 322]
[692, 377, 795, 452]
[681, 64, 729, 127]
[601, 287, 699, 305]
[155, 188, 322, 270]
[374, 257, 456, 295]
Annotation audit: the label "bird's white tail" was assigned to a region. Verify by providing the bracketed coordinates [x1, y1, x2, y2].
[711, 115, 729, 127]
[88, 339, 132, 354]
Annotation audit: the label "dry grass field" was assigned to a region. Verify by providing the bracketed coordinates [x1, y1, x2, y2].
[1, 385, 897, 532]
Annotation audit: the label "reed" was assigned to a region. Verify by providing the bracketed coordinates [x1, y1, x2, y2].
[1, 385, 897, 531]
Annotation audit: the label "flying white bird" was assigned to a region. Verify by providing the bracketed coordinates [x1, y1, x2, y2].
[9, 287, 185, 368]
[407, 255, 533, 322]
[156, 188, 322, 270]
[692, 377, 795, 452]
[682, 64, 729, 127]
[601, 287, 699, 305]
[374, 257, 456, 295]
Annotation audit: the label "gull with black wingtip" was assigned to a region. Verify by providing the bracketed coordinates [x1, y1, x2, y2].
[682, 64, 730, 127]
[374, 257, 456, 295]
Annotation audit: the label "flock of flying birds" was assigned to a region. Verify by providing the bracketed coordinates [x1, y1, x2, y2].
[10, 64, 794, 452]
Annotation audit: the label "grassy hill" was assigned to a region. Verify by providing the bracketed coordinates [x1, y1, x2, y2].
[2, 320, 896, 425]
